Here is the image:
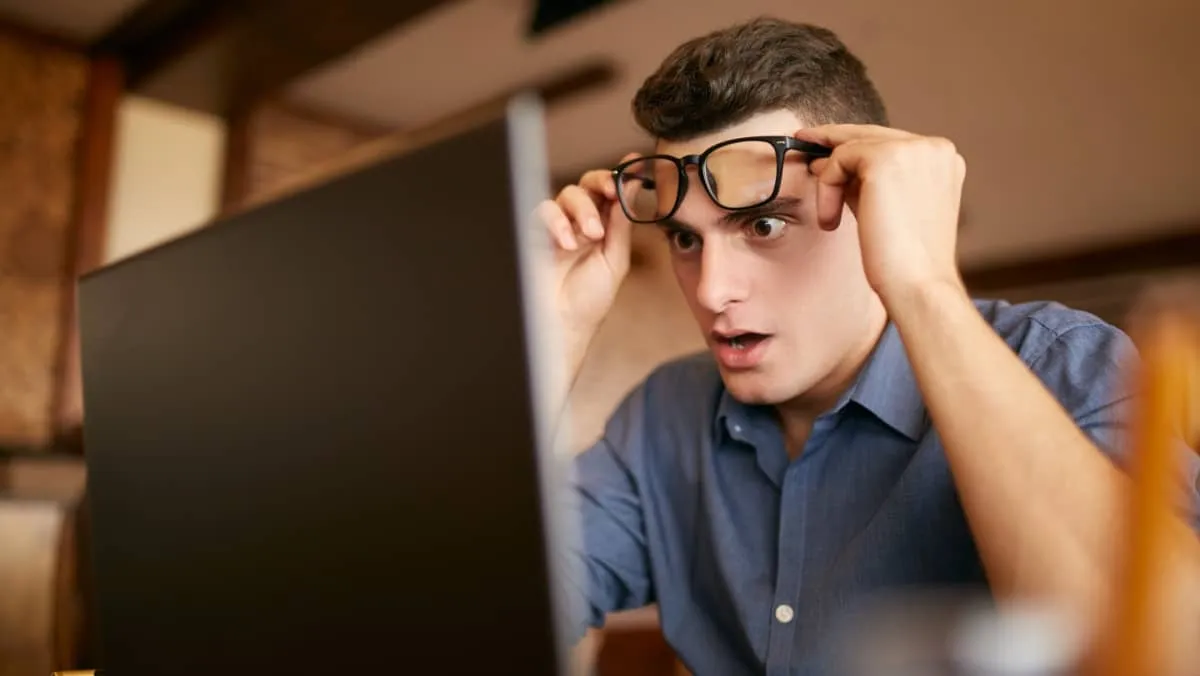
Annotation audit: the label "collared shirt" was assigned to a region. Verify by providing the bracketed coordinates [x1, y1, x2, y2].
[565, 299, 1200, 676]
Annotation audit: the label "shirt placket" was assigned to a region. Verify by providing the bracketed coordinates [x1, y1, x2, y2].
[763, 418, 834, 675]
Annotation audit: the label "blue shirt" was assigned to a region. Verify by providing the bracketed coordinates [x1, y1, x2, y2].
[565, 299, 1200, 675]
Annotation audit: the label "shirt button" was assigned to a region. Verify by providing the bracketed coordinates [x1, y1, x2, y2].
[732, 424, 742, 434]
[775, 604, 794, 624]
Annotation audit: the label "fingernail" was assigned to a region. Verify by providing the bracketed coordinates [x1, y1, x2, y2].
[587, 218, 604, 237]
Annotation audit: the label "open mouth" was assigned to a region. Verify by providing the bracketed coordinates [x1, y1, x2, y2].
[717, 332, 770, 351]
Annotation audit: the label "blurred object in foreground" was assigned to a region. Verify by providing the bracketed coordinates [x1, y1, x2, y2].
[0, 497, 84, 676]
[827, 589, 1085, 675]
[1089, 281, 1200, 676]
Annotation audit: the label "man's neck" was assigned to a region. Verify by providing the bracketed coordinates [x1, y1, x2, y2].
[773, 309, 888, 458]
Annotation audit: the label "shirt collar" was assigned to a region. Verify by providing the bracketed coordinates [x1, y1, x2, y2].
[715, 321, 927, 442]
[845, 321, 927, 441]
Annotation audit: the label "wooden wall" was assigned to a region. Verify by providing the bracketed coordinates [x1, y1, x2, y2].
[568, 227, 703, 451]
[222, 99, 389, 213]
[962, 230, 1200, 332]
[0, 20, 116, 675]
[0, 26, 88, 449]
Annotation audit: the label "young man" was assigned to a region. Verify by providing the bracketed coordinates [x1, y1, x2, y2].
[536, 17, 1200, 674]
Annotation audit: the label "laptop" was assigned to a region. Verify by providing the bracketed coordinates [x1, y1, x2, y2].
[77, 95, 579, 675]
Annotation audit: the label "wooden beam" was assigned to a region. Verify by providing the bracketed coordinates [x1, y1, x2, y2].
[91, 0, 453, 116]
[0, 9, 84, 52]
[529, 0, 628, 35]
[89, 0, 230, 75]
[219, 96, 395, 214]
[225, 59, 617, 215]
[266, 97, 393, 139]
[962, 228, 1200, 292]
[218, 104, 253, 213]
[49, 57, 123, 452]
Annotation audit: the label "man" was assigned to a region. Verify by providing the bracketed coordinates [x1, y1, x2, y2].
[536, 16, 1200, 675]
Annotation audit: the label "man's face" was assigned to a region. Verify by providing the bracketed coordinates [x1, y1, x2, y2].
[654, 109, 883, 406]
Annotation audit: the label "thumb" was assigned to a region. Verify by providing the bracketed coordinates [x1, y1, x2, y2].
[602, 200, 634, 277]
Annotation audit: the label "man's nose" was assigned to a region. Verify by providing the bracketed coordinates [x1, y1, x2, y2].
[695, 241, 749, 313]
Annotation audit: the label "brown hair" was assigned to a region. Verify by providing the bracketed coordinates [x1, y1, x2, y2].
[632, 17, 888, 141]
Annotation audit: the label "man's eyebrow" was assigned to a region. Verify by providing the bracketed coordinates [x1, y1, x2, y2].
[717, 197, 803, 227]
[654, 196, 805, 232]
[656, 216, 695, 232]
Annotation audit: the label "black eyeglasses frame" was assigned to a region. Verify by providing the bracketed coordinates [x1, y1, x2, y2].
[611, 135, 833, 224]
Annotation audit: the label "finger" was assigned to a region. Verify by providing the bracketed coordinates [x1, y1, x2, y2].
[615, 151, 643, 167]
[794, 123, 915, 147]
[578, 168, 617, 202]
[815, 178, 845, 230]
[811, 138, 882, 185]
[558, 185, 605, 240]
[535, 200, 578, 251]
[809, 141, 877, 229]
[585, 152, 643, 206]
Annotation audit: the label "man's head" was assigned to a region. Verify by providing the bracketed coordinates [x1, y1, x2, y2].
[628, 17, 889, 410]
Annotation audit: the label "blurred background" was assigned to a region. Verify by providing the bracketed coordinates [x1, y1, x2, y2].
[0, 0, 1197, 673]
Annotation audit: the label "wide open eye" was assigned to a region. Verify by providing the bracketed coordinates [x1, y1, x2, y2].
[668, 228, 701, 253]
[746, 216, 787, 241]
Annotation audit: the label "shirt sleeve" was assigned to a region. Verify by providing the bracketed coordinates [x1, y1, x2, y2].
[558, 387, 656, 641]
[1029, 321, 1200, 532]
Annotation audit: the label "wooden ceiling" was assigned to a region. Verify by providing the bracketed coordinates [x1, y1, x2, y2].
[90, 0, 451, 115]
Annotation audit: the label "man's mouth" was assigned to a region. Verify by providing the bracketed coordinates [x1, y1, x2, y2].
[716, 332, 770, 350]
[712, 331, 772, 369]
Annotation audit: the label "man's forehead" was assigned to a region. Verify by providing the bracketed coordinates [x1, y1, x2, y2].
[654, 109, 807, 156]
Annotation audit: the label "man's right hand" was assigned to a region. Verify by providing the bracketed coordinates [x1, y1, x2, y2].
[535, 158, 637, 378]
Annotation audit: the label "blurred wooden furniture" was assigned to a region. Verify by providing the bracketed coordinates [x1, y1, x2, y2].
[0, 498, 80, 676]
[595, 607, 690, 676]
[0, 455, 89, 676]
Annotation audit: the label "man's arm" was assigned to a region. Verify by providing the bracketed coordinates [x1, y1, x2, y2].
[886, 280, 1200, 624]
[567, 435, 655, 620]
[795, 122, 1200, 645]
[557, 385, 658, 651]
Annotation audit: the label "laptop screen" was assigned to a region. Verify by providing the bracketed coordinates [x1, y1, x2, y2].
[78, 96, 576, 675]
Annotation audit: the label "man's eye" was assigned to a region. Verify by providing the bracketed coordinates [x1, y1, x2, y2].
[668, 229, 701, 252]
[623, 175, 655, 190]
[746, 216, 787, 240]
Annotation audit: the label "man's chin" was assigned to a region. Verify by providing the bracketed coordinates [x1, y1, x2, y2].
[719, 369, 787, 405]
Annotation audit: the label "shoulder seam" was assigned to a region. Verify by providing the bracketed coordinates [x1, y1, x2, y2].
[1025, 318, 1119, 373]
[1026, 314, 1110, 342]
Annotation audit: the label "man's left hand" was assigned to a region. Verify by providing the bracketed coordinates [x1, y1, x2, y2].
[795, 124, 966, 306]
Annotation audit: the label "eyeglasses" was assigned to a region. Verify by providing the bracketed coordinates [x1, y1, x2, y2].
[611, 135, 832, 224]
